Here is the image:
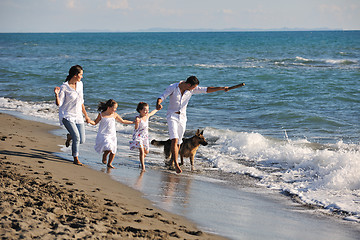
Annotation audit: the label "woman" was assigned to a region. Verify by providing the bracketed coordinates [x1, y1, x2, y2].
[54, 65, 91, 166]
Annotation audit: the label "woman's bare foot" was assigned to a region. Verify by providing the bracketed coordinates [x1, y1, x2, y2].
[107, 164, 115, 169]
[65, 134, 72, 147]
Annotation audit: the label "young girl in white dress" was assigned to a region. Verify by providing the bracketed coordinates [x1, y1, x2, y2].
[90, 99, 134, 168]
[130, 102, 158, 171]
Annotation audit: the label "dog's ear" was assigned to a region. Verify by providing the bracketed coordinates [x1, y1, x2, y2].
[196, 129, 200, 135]
[200, 130, 204, 135]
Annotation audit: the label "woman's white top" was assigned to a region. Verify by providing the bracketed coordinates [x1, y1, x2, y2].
[58, 81, 84, 125]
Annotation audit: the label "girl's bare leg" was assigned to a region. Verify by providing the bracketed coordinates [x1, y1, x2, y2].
[102, 151, 110, 164]
[139, 148, 146, 172]
[107, 152, 116, 168]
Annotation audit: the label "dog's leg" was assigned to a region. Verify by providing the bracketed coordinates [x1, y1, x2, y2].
[164, 143, 173, 167]
[190, 155, 195, 171]
[180, 155, 184, 166]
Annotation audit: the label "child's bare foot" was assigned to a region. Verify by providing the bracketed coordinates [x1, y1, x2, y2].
[107, 164, 115, 169]
[65, 134, 72, 147]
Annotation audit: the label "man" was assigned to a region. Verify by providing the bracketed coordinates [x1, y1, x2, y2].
[156, 76, 230, 173]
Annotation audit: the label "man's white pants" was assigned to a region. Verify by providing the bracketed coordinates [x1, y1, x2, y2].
[167, 115, 186, 145]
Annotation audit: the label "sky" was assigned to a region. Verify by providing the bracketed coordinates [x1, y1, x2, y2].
[0, 0, 359, 32]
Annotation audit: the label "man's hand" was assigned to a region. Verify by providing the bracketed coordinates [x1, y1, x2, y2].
[227, 83, 245, 91]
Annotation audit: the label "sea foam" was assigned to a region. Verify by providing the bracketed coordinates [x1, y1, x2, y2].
[201, 127, 360, 221]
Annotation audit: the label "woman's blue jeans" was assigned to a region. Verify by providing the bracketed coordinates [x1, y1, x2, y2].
[62, 118, 85, 157]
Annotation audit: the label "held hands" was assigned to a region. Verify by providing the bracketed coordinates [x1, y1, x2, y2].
[156, 103, 162, 110]
[87, 119, 96, 125]
[85, 116, 94, 125]
[156, 100, 163, 110]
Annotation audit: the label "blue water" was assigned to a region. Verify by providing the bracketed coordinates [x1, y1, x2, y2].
[1, 32, 359, 142]
[1, 31, 360, 237]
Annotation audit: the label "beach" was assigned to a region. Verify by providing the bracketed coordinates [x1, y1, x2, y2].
[0, 113, 225, 239]
[1, 31, 359, 239]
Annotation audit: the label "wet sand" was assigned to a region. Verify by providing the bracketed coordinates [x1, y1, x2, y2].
[0, 113, 226, 239]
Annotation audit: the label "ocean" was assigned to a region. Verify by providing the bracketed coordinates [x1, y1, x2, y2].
[1, 31, 360, 239]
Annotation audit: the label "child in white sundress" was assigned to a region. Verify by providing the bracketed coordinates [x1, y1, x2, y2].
[89, 99, 134, 168]
[130, 102, 158, 171]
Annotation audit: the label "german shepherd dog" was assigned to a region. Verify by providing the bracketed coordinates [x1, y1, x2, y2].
[151, 129, 208, 171]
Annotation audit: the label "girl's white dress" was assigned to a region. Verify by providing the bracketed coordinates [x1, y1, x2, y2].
[94, 114, 117, 154]
[130, 117, 149, 151]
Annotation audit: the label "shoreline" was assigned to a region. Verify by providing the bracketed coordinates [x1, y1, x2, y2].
[0, 113, 226, 239]
[2, 111, 360, 240]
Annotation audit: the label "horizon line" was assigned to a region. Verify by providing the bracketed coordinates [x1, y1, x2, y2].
[1, 27, 359, 34]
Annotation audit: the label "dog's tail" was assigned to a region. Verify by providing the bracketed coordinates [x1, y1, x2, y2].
[151, 139, 172, 160]
[151, 139, 169, 146]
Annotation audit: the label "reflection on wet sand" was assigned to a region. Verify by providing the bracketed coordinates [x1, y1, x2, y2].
[159, 172, 192, 213]
[134, 170, 145, 190]
[130, 168, 193, 214]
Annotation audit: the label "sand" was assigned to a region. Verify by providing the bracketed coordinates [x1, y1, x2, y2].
[0, 113, 226, 239]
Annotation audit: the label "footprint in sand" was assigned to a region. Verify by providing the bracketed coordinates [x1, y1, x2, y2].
[92, 188, 101, 192]
[104, 199, 119, 207]
[123, 211, 139, 216]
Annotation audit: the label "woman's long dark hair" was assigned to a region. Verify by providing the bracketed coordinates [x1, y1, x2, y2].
[98, 99, 117, 112]
[65, 65, 83, 82]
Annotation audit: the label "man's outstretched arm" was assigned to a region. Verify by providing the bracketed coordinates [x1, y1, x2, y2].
[206, 86, 229, 93]
[207, 83, 245, 93]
